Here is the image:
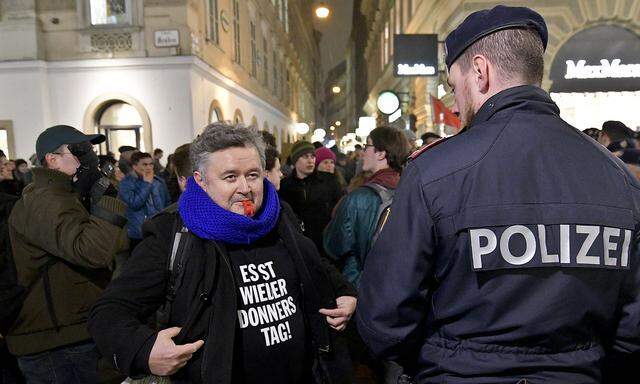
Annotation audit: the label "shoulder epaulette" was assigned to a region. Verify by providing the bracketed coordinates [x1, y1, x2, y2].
[409, 136, 451, 161]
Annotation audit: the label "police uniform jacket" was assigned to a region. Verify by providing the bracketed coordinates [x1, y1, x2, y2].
[356, 85, 640, 383]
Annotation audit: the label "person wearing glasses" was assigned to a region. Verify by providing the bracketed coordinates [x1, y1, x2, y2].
[5, 125, 129, 383]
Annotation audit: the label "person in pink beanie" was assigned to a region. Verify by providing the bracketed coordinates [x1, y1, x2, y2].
[315, 147, 336, 174]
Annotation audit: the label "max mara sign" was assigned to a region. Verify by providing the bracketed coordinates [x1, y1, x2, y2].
[550, 25, 640, 92]
[565, 59, 640, 80]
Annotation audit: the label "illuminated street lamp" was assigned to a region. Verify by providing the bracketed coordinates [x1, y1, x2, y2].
[332, 86, 341, 94]
[295, 122, 310, 135]
[315, 3, 330, 19]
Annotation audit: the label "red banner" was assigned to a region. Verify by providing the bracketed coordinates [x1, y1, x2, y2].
[430, 95, 461, 133]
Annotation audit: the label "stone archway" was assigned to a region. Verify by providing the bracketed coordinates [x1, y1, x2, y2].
[83, 93, 153, 153]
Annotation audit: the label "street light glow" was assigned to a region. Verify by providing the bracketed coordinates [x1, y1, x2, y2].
[330, 126, 335, 131]
[335, 121, 341, 126]
[315, 3, 330, 18]
[332, 86, 341, 94]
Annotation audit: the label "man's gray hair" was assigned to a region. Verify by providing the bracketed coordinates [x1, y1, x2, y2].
[190, 122, 266, 178]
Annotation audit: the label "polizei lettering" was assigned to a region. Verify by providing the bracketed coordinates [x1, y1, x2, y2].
[469, 224, 632, 271]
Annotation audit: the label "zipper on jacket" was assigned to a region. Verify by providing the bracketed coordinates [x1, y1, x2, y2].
[201, 242, 237, 382]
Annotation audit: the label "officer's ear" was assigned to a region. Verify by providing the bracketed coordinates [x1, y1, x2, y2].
[471, 54, 490, 93]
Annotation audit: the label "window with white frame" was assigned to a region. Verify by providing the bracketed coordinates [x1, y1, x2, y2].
[283, 0, 289, 33]
[206, 0, 220, 45]
[396, 0, 402, 33]
[250, 22, 257, 77]
[384, 21, 390, 65]
[233, 0, 241, 64]
[89, 0, 133, 26]
[390, 8, 395, 56]
[404, 0, 412, 29]
[280, 60, 287, 100]
[273, 50, 279, 95]
[263, 37, 269, 87]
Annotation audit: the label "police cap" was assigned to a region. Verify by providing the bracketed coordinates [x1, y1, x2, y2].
[445, 5, 548, 69]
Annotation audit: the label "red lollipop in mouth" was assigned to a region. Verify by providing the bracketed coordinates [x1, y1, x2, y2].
[241, 200, 256, 217]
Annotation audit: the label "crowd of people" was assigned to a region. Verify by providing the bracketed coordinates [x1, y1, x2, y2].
[1, 4, 640, 384]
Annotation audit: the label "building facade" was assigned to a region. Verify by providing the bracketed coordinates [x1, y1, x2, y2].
[353, 0, 640, 139]
[0, 0, 321, 159]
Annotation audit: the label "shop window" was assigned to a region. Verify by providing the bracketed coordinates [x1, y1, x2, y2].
[89, 0, 133, 26]
[97, 101, 144, 153]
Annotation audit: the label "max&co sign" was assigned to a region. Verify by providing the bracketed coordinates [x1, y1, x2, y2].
[393, 34, 438, 77]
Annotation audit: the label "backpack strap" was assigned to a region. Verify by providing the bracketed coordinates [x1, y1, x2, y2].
[156, 215, 192, 329]
[363, 182, 394, 203]
[361, 182, 396, 262]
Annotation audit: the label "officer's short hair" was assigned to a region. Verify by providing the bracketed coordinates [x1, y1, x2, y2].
[191, 122, 266, 179]
[457, 27, 544, 86]
[369, 126, 411, 173]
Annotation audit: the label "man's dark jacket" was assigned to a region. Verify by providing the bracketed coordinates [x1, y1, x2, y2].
[279, 171, 343, 252]
[357, 86, 640, 383]
[89, 207, 356, 384]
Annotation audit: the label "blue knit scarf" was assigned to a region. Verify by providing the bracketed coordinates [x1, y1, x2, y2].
[178, 177, 280, 244]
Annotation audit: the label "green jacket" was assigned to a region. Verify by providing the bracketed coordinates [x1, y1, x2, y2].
[323, 186, 381, 286]
[6, 167, 129, 356]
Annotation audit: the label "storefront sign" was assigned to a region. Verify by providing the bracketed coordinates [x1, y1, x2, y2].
[564, 59, 640, 79]
[154, 30, 180, 47]
[394, 34, 438, 77]
[550, 25, 640, 92]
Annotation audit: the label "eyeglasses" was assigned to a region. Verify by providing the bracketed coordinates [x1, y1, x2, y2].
[364, 144, 376, 150]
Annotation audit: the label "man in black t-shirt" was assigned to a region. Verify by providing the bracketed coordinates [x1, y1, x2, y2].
[90, 123, 357, 384]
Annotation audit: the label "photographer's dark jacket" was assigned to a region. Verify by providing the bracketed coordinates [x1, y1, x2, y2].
[6, 167, 129, 356]
[89, 208, 356, 384]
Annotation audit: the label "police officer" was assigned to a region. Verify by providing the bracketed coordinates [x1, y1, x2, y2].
[356, 5, 640, 384]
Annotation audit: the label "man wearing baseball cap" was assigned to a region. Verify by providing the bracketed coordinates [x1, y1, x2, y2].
[6, 125, 129, 383]
[357, 5, 640, 383]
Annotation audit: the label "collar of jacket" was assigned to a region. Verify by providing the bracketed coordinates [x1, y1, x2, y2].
[468, 85, 560, 130]
[291, 169, 317, 182]
[32, 167, 75, 192]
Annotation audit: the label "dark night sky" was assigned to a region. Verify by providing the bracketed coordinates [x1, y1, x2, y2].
[312, 0, 354, 78]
